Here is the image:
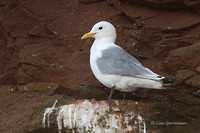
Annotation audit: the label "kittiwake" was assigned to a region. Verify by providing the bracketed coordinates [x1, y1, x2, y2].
[81, 21, 174, 99]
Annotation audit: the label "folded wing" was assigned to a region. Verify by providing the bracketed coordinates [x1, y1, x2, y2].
[97, 46, 164, 80]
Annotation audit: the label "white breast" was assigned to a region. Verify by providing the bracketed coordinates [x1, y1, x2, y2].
[90, 40, 121, 88]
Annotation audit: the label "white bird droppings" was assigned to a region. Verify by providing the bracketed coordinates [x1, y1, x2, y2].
[137, 115, 147, 133]
[55, 100, 147, 133]
[54, 31, 58, 35]
[143, 119, 147, 133]
[42, 100, 147, 133]
[42, 100, 58, 128]
[115, 100, 119, 105]
[32, 54, 38, 57]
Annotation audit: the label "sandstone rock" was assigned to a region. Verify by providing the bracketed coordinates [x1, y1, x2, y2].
[176, 69, 196, 82]
[0, 86, 64, 133]
[15, 67, 33, 84]
[1, 84, 200, 133]
[19, 44, 50, 67]
[43, 100, 146, 132]
[20, 64, 42, 80]
[196, 66, 200, 72]
[0, 0, 200, 89]
[185, 75, 200, 88]
[164, 43, 200, 73]
[1, 1, 200, 133]
[3, 6, 39, 39]
[108, 0, 200, 11]
[79, 0, 102, 4]
[111, 1, 200, 30]
[0, 69, 18, 85]
[17, 0, 70, 19]
[0, 85, 12, 90]
[29, 24, 48, 37]
[168, 43, 200, 57]
[24, 82, 61, 91]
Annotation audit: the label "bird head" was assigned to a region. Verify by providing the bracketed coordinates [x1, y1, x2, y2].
[81, 21, 117, 42]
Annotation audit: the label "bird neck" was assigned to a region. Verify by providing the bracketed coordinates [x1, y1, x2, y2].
[91, 38, 116, 54]
[95, 37, 116, 43]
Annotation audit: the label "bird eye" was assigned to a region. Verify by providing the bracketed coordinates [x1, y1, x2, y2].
[99, 27, 103, 30]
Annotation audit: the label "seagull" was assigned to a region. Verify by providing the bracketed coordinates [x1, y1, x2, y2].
[81, 21, 174, 99]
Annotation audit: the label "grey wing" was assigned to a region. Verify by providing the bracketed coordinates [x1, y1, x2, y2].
[97, 46, 162, 80]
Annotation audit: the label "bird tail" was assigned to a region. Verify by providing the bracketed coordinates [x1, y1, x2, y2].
[162, 78, 177, 86]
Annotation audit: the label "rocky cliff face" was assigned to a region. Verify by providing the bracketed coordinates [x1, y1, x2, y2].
[0, 0, 199, 88]
[0, 0, 200, 133]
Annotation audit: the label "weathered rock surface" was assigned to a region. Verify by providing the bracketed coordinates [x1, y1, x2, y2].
[165, 43, 200, 73]
[185, 75, 200, 88]
[0, 0, 200, 88]
[47, 100, 146, 133]
[0, 0, 200, 132]
[1, 84, 200, 133]
[176, 69, 196, 82]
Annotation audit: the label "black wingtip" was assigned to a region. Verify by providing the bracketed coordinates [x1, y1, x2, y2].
[162, 78, 177, 86]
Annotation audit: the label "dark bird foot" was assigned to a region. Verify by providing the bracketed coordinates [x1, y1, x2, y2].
[162, 78, 177, 86]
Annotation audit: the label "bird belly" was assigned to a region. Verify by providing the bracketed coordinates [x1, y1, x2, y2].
[96, 74, 121, 89]
[114, 76, 164, 92]
[90, 63, 120, 88]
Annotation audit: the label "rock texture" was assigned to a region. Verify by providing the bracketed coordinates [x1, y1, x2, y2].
[48, 100, 146, 133]
[0, 0, 200, 132]
[0, 0, 200, 88]
[1, 85, 200, 133]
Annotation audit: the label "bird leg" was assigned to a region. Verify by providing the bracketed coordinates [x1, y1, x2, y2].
[123, 93, 126, 100]
[108, 87, 115, 99]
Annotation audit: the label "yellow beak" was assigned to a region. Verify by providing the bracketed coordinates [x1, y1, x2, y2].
[81, 32, 95, 40]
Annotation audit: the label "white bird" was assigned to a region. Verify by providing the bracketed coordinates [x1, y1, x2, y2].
[81, 21, 174, 99]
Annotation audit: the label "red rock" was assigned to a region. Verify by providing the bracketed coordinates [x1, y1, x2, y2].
[109, 0, 200, 11]
[0, 0, 200, 89]
[164, 43, 200, 73]
[185, 75, 200, 88]
[197, 66, 200, 72]
[176, 69, 196, 82]
[24, 82, 61, 91]
[79, 0, 102, 4]
[0, 1, 200, 133]
[15, 67, 33, 84]
[29, 24, 48, 37]
[111, 1, 200, 30]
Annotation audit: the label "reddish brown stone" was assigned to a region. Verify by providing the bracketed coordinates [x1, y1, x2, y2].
[0, 0, 200, 132]
[197, 66, 200, 73]
[0, 0, 199, 89]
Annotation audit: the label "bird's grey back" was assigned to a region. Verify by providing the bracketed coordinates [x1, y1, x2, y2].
[97, 46, 160, 80]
